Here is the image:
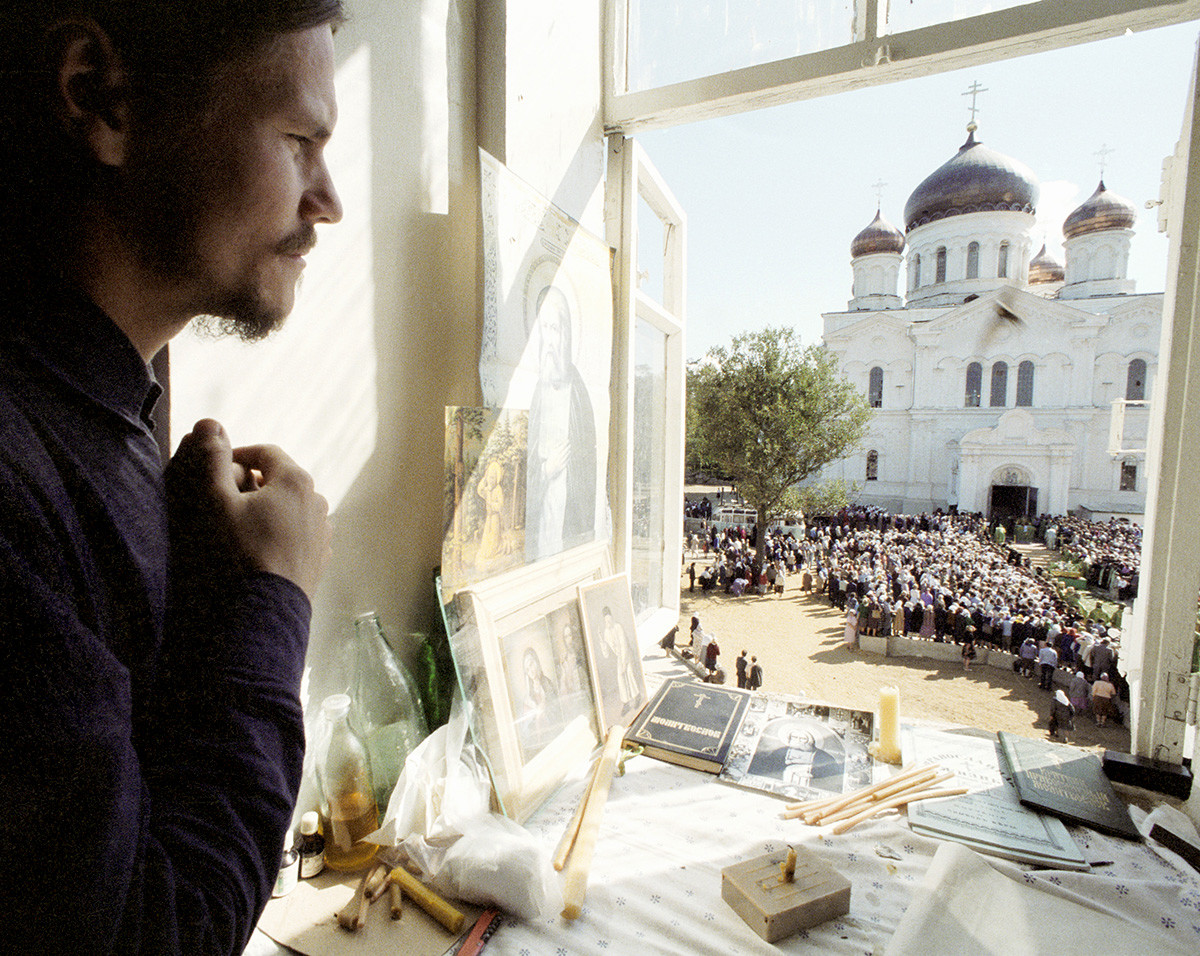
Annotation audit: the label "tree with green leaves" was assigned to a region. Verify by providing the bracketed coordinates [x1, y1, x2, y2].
[688, 327, 870, 573]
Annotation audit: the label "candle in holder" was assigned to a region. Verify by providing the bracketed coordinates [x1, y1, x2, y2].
[871, 686, 902, 764]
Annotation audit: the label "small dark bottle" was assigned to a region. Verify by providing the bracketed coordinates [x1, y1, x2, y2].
[298, 810, 326, 878]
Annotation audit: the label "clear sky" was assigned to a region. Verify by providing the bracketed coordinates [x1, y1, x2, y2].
[636, 21, 1199, 361]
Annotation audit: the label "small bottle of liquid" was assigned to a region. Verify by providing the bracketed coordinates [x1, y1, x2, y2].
[313, 693, 380, 871]
[298, 810, 325, 878]
[272, 838, 299, 897]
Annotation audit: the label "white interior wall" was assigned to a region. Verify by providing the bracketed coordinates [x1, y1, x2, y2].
[168, 0, 608, 715]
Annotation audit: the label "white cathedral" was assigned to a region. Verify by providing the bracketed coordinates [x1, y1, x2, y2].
[818, 122, 1160, 523]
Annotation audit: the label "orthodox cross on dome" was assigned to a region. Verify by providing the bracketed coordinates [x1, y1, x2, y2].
[962, 80, 988, 131]
[871, 179, 887, 207]
[1095, 143, 1115, 178]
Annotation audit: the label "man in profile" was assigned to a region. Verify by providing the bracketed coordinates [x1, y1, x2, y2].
[0, 2, 344, 951]
[526, 284, 597, 561]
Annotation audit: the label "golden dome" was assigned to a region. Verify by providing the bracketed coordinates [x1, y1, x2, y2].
[1062, 180, 1136, 239]
[1028, 244, 1064, 284]
[851, 208, 905, 258]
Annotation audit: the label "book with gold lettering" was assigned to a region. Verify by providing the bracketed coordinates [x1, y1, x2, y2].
[624, 677, 750, 773]
[997, 731, 1141, 841]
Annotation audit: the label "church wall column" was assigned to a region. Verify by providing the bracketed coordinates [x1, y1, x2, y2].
[1046, 446, 1073, 514]
[958, 451, 983, 513]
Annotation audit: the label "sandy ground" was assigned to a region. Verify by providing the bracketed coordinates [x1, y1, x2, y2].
[671, 564, 1130, 754]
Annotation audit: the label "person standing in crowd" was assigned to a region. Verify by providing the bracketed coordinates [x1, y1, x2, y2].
[1049, 689, 1075, 741]
[748, 656, 763, 690]
[962, 634, 977, 671]
[1091, 637, 1114, 683]
[1092, 672, 1118, 727]
[0, 3, 343, 951]
[736, 649, 749, 688]
[844, 594, 860, 648]
[1037, 640, 1059, 690]
[705, 634, 721, 678]
[1068, 669, 1090, 716]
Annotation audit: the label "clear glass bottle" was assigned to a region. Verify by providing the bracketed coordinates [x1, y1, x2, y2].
[313, 693, 379, 871]
[351, 612, 429, 810]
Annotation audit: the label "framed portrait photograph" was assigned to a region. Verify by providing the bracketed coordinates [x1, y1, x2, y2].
[442, 541, 610, 822]
[577, 573, 648, 732]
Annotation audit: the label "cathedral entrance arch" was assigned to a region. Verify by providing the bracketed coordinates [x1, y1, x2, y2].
[988, 465, 1037, 522]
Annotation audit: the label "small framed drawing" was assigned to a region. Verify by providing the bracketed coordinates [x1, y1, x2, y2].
[577, 573, 647, 732]
[443, 541, 610, 822]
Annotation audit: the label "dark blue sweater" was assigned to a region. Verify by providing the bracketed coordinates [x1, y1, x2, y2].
[0, 285, 310, 954]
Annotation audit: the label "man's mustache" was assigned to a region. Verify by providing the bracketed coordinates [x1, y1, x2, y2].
[277, 226, 317, 256]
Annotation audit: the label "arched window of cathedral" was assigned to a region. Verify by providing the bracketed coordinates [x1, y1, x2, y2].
[1120, 460, 1137, 491]
[965, 362, 982, 407]
[910, 253, 920, 290]
[966, 241, 980, 279]
[990, 361, 1008, 407]
[866, 450, 878, 481]
[998, 242, 1010, 278]
[935, 246, 947, 283]
[1016, 360, 1034, 407]
[868, 366, 883, 408]
[1126, 358, 1147, 401]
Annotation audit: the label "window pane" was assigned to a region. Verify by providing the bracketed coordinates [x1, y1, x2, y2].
[885, 0, 1039, 34]
[1016, 360, 1034, 406]
[965, 362, 981, 407]
[631, 319, 667, 622]
[936, 247, 947, 283]
[998, 242, 1009, 278]
[966, 242, 979, 279]
[1126, 358, 1147, 401]
[866, 450, 878, 481]
[627, 0, 855, 92]
[990, 361, 1008, 407]
[1120, 461, 1137, 491]
[869, 366, 883, 408]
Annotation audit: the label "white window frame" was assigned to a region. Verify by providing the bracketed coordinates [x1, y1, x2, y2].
[603, 0, 1200, 823]
[603, 1, 1200, 134]
[605, 136, 686, 645]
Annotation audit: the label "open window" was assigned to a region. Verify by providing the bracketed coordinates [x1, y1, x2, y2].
[603, 0, 1200, 821]
[606, 137, 686, 643]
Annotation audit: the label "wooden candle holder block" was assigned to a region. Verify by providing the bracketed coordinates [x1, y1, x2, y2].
[721, 850, 851, 943]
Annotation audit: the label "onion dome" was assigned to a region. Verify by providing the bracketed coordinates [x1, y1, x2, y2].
[851, 208, 905, 258]
[1027, 244, 1064, 284]
[904, 129, 1039, 231]
[1062, 180, 1136, 239]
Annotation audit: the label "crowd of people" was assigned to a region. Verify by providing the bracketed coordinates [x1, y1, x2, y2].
[685, 524, 803, 597]
[1055, 514, 1142, 600]
[683, 500, 1136, 741]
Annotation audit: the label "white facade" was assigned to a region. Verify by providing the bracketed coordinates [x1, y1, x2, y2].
[819, 131, 1159, 520]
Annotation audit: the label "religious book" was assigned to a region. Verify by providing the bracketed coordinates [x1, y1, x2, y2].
[624, 678, 750, 773]
[903, 727, 1089, 870]
[997, 730, 1142, 841]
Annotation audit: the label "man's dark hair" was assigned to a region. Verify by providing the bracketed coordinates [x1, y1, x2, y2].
[1, 0, 346, 281]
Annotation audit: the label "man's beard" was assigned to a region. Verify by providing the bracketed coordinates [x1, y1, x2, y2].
[191, 226, 317, 342]
[110, 131, 312, 342]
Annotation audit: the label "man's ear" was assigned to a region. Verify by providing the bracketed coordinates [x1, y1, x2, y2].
[50, 20, 129, 168]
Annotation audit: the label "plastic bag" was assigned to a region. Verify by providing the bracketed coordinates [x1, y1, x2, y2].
[367, 691, 559, 919]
